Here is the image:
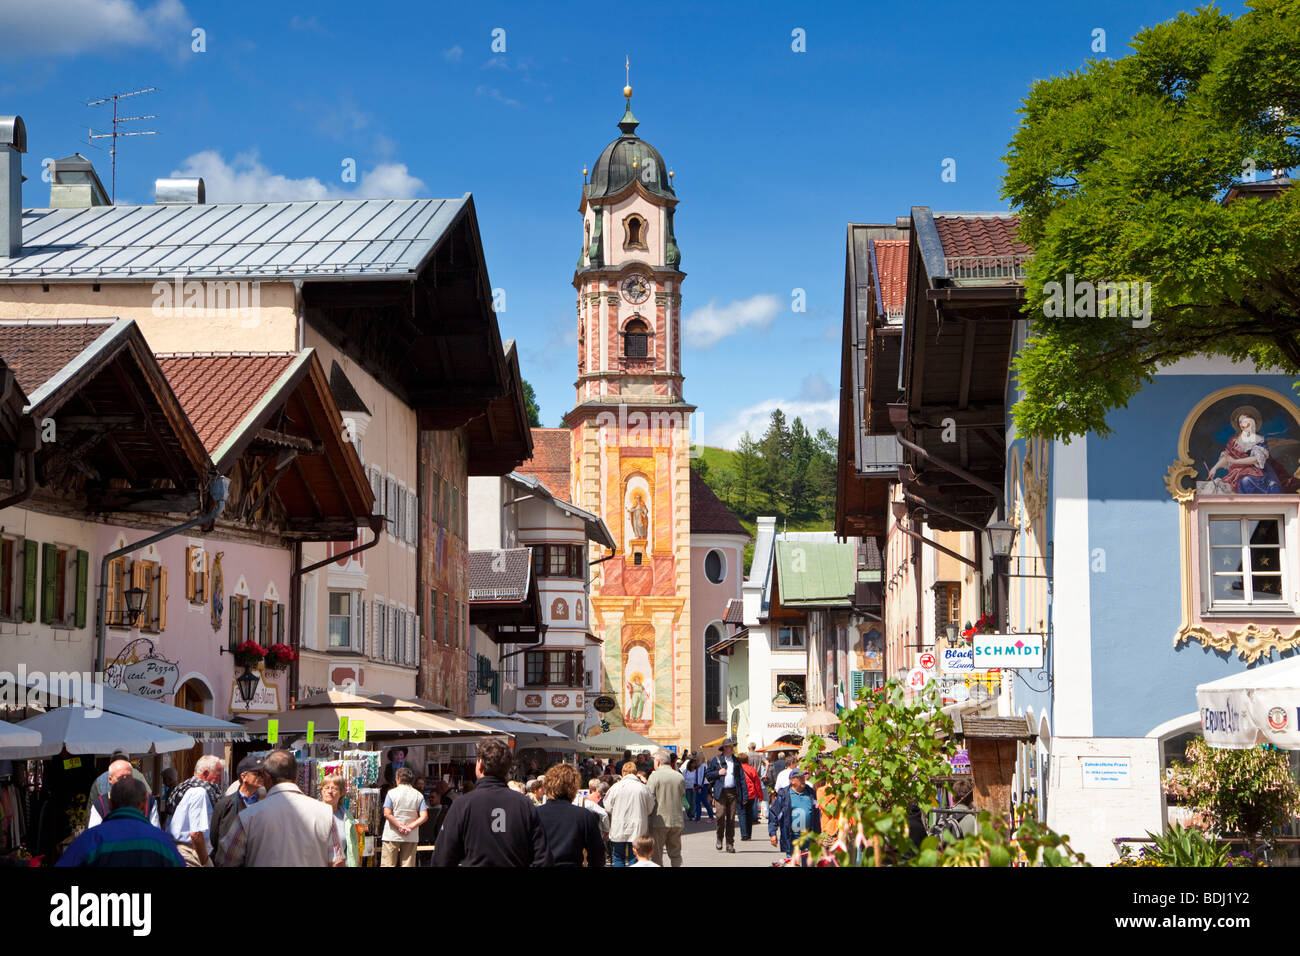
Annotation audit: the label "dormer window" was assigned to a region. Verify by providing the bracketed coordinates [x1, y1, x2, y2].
[623, 213, 648, 251]
[624, 318, 649, 359]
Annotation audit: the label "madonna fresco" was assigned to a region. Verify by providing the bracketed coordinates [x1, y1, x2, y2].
[1189, 394, 1300, 495]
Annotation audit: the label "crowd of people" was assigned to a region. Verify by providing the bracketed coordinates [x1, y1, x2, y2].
[52, 735, 830, 867]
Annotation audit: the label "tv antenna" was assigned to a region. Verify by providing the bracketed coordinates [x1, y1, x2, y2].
[86, 87, 158, 202]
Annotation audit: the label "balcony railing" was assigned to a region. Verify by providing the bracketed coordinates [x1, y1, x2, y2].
[944, 254, 1030, 281]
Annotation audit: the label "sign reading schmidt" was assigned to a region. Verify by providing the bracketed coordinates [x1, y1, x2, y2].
[972, 634, 1044, 669]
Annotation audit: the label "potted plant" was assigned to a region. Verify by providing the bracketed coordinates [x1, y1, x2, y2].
[960, 612, 997, 643]
[233, 640, 266, 669]
[265, 643, 297, 672]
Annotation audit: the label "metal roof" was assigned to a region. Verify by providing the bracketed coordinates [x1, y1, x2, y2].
[773, 538, 856, 607]
[1, 195, 471, 281]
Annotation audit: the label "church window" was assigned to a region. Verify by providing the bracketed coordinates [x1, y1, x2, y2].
[624, 318, 649, 359]
[623, 214, 647, 251]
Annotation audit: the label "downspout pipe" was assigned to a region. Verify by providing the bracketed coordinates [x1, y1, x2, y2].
[289, 515, 386, 699]
[95, 475, 231, 676]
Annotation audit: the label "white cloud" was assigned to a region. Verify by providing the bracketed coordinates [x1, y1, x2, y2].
[684, 294, 781, 349]
[705, 396, 838, 451]
[289, 15, 326, 34]
[475, 85, 520, 109]
[442, 45, 463, 62]
[171, 150, 426, 202]
[0, 0, 190, 57]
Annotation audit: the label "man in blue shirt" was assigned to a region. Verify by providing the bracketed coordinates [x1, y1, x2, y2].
[768, 766, 821, 865]
[58, 777, 183, 867]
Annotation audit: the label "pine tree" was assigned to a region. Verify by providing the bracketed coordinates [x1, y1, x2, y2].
[733, 432, 761, 513]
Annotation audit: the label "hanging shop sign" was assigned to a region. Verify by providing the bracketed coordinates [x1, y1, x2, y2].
[104, 638, 180, 700]
[229, 673, 280, 713]
[941, 647, 974, 673]
[973, 634, 1044, 669]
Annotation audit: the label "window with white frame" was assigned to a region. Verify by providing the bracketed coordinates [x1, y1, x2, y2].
[1200, 505, 1298, 615]
[0, 535, 28, 622]
[328, 591, 360, 650]
[776, 624, 807, 650]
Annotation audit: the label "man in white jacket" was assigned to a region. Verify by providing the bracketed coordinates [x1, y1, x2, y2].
[603, 761, 655, 868]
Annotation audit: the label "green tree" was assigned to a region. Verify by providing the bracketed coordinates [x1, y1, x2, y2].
[759, 409, 792, 515]
[732, 432, 761, 513]
[690, 455, 709, 481]
[521, 379, 542, 428]
[787, 417, 816, 518]
[1001, 1, 1300, 441]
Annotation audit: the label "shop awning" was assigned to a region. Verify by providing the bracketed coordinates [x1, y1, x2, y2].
[471, 709, 567, 738]
[239, 705, 500, 739]
[95, 688, 249, 740]
[0, 718, 40, 750]
[2, 706, 196, 758]
[1197, 654, 1300, 750]
[582, 727, 665, 754]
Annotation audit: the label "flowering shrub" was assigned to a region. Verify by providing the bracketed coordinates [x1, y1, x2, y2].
[233, 640, 265, 667]
[265, 643, 297, 668]
[960, 612, 996, 642]
[1165, 738, 1300, 849]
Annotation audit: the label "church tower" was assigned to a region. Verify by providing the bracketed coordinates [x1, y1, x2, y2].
[565, 83, 695, 749]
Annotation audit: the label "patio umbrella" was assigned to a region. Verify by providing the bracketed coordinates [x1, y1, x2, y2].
[1, 706, 195, 759]
[701, 734, 730, 748]
[798, 709, 841, 732]
[0, 718, 40, 750]
[757, 740, 802, 753]
[581, 726, 664, 753]
[1196, 655, 1300, 749]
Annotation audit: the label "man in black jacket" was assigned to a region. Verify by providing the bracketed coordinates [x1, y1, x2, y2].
[210, 755, 266, 865]
[431, 739, 552, 867]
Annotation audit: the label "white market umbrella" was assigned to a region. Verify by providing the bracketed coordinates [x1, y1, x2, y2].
[582, 726, 665, 754]
[0, 718, 40, 750]
[1196, 654, 1300, 749]
[1, 706, 196, 759]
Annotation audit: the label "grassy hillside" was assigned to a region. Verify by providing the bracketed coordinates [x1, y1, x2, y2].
[694, 445, 833, 575]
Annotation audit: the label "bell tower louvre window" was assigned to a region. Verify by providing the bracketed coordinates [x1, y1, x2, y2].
[624, 318, 649, 359]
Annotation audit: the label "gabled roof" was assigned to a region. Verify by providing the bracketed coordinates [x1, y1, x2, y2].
[465, 340, 534, 476]
[0, 318, 212, 508]
[468, 548, 532, 602]
[516, 427, 572, 500]
[932, 214, 1029, 260]
[724, 598, 745, 625]
[328, 361, 371, 415]
[4, 197, 472, 281]
[689, 468, 748, 537]
[505, 471, 615, 549]
[772, 538, 856, 608]
[156, 349, 374, 539]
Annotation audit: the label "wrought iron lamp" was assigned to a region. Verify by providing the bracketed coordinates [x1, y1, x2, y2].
[123, 585, 147, 626]
[235, 666, 259, 705]
[986, 519, 1019, 632]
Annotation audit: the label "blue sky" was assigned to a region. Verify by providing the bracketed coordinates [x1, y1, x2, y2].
[0, 0, 1249, 448]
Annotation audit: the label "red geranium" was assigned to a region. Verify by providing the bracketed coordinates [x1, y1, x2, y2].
[266, 643, 298, 667]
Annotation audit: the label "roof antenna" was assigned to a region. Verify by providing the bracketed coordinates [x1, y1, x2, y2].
[86, 87, 158, 203]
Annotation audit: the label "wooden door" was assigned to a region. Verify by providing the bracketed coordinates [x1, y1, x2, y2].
[173, 680, 207, 780]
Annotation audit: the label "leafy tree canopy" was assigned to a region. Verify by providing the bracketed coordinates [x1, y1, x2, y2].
[1002, 0, 1300, 440]
[521, 379, 542, 429]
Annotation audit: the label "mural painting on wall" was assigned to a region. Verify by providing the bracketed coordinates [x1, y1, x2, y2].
[623, 630, 654, 733]
[624, 475, 651, 554]
[1168, 388, 1300, 500]
[105, 638, 180, 701]
[1194, 395, 1300, 495]
[854, 628, 883, 672]
[551, 598, 569, 621]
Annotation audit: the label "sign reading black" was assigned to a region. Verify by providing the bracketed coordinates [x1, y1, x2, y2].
[593, 694, 617, 713]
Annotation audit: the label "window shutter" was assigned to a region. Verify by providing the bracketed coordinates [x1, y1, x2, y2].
[850, 670, 865, 702]
[74, 550, 89, 629]
[259, 601, 270, 646]
[229, 596, 238, 649]
[276, 602, 285, 644]
[22, 540, 37, 623]
[197, 550, 207, 604]
[185, 546, 197, 602]
[40, 543, 57, 623]
[152, 565, 167, 631]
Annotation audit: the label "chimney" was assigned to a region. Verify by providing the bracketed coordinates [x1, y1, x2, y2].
[49, 154, 110, 208]
[155, 177, 205, 205]
[0, 115, 25, 259]
[896, 216, 910, 230]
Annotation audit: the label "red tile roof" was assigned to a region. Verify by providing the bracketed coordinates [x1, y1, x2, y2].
[0, 318, 114, 394]
[155, 353, 297, 453]
[517, 428, 572, 500]
[872, 239, 909, 315]
[724, 598, 744, 625]
[690, 468, 748, 537]
[933, 215, 1029, 259]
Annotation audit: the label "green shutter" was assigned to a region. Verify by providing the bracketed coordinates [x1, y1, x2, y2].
[22, 540, 37, 623]
[229, 596, 238, 649]
[850, 670, 865, 702]
[40, 543, 57, 624]
[276, 602, 285, 643]
[74, 550, 89, 628]
[259, 601, 270, 646]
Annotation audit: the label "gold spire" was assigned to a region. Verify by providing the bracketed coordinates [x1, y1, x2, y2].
[623, 56, 632, 99]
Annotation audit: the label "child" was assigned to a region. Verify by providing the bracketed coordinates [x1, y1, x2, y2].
[629, 834, 659, 867]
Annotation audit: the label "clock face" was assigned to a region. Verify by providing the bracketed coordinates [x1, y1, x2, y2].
[621, 274, 650, 304]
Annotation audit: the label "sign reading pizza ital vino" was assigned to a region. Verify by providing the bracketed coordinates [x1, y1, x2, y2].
[592, 695, 617, 713]
[972, 634, 1044, 669]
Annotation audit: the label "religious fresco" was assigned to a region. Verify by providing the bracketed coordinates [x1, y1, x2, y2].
[1166, 387, 1300, 502]
[1191, 394, 1300, 495]
[623, 474, 652, 555]
[622, 630, 654, 732]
